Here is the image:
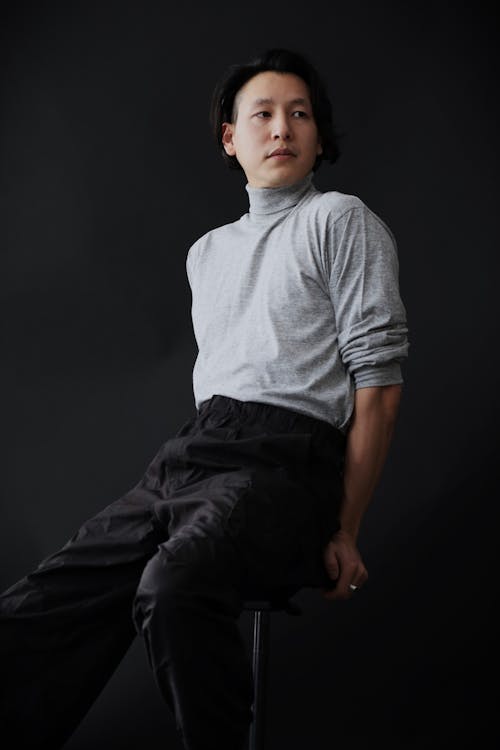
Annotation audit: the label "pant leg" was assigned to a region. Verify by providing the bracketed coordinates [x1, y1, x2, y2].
[0, 452, 168, 749]
[133, 522, 255, 750]
[0, 414, 255, 750]
[130, 445, 326, 750]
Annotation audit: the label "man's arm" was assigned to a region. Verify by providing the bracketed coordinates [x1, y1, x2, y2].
[322, 383, 402, 600]
[339, 383, 402, 539]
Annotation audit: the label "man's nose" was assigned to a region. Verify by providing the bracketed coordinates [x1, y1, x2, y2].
[272, 114, 292, 140]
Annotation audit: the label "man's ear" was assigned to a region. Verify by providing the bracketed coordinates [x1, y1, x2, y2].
[221, 122, 236, 156]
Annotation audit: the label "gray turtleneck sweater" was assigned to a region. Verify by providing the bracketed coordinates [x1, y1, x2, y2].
[186, 170, 409, 435]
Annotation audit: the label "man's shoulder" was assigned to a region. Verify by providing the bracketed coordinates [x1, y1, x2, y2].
[308, 188, 367, 223]
[309, 189, 396, 243]
[189, 216, 242, 252]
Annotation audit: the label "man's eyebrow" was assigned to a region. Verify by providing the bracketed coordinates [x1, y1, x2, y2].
[250, 97, 309, 107]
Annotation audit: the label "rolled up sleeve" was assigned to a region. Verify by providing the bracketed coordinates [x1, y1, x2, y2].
[328, 204, 409, 388]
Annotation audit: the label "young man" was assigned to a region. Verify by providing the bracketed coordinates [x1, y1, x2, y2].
[0, 48, 409, 750]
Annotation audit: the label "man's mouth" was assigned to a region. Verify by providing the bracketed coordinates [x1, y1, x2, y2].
[268, 147, 295, 157]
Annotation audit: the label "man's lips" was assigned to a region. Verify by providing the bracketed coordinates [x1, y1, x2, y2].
[268, 148, 295, 157]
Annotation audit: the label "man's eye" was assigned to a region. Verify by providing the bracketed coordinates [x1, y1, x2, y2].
[255, 110, 308, 118]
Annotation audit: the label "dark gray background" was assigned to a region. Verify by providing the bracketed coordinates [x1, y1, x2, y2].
[1, 1, 498, 747]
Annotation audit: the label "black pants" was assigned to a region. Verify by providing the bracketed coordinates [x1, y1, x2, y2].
[0, 394, 346, 750]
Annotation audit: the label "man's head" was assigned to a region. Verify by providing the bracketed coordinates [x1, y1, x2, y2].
[210, 48, 342, 188]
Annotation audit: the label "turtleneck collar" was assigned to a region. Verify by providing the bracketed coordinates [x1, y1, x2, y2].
[245, 170, 315, 217]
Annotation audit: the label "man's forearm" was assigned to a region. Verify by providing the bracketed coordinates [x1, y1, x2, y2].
[337, 384, 402, 542]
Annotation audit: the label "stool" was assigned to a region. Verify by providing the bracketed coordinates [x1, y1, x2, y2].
[242, 586, 303, 750]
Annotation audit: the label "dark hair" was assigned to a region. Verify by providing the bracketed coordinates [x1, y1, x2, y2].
[209, 47, 345, 172]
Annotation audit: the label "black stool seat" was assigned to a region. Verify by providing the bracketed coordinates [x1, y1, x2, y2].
[242, 584, 302, 613]
[242, 586, 303, 750]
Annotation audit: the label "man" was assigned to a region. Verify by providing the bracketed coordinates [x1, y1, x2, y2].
[0, 47, 409, 750]
[211, 50, 408, 604]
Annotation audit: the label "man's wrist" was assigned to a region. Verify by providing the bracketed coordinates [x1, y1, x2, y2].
[331, 526, 359, 544]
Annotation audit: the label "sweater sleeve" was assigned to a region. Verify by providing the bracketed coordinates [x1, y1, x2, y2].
[328, 204, 409, 388]
[185, 240, 200, 290]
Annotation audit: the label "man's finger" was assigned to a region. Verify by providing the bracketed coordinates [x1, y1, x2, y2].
[324, 550, 339, 582]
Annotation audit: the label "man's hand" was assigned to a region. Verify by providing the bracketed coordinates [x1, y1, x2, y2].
[321, 529, 368, 601]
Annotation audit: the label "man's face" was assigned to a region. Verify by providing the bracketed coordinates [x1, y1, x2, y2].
[221, 71, 323, 188]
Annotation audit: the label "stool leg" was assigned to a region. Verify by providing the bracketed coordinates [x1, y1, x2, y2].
[249, 609, 270, 750]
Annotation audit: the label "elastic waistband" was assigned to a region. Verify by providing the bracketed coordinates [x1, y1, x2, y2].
[197, 394, 346, 451]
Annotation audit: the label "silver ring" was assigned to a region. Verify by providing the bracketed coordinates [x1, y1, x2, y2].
[349, 584, 358, 591]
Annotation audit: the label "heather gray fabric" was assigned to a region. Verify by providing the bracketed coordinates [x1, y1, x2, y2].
[186, 170, 409, 435]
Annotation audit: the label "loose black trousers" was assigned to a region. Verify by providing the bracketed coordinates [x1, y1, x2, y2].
[0, 394, 346, 750]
